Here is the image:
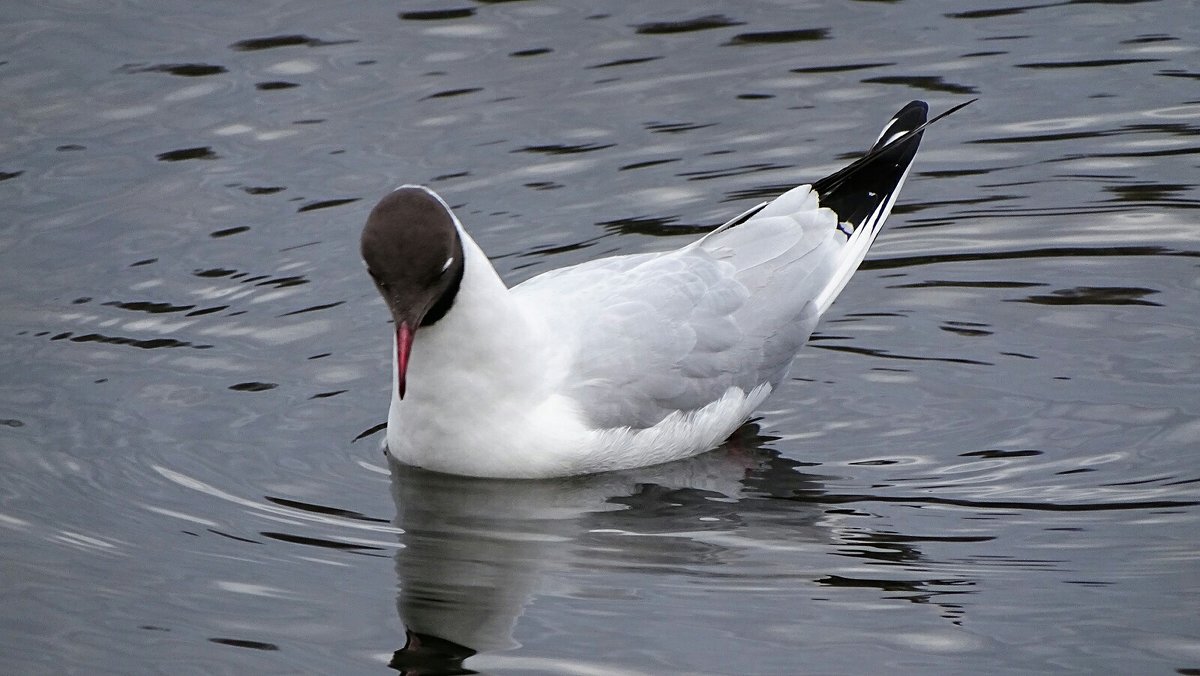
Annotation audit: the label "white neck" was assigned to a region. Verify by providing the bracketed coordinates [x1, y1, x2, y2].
[385, 226, 576, 474]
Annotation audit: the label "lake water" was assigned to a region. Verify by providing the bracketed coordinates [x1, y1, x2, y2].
[2, 1, 1199, 674]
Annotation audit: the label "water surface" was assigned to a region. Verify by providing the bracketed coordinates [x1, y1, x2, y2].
[2, 1, 1199, 674]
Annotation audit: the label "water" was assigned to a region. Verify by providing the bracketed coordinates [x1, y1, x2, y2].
[2, 1, 1199, 673]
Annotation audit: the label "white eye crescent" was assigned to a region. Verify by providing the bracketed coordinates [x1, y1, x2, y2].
[440, 257, 455, 273]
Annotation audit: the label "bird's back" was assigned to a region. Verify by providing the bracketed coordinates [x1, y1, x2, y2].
[514, 101, 930, 432]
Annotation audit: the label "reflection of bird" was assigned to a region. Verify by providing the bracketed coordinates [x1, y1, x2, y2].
[362, 101, 969, 478]
[386, 425, 826, 673]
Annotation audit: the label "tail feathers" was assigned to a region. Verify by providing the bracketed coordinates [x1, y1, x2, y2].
[814, 100, 927, 244]
[810, 99, 972, 314]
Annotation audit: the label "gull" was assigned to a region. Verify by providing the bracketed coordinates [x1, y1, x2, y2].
[361, 100, 970, 478]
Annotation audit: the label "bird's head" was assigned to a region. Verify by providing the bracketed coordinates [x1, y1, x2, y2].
[360, 186, 465, 399]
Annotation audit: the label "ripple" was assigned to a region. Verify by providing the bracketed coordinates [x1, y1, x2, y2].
[724, 28, 830, 45]
[229, 34, 354, 51]
[632, 14, 745, 35]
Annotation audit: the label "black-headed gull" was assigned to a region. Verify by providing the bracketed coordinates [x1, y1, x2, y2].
[362, 100, 969, 478]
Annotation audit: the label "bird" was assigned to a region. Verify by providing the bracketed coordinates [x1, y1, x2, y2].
[361, 99, 971, 478]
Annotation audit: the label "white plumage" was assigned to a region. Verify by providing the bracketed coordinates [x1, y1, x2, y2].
[362, 101, 958, 478]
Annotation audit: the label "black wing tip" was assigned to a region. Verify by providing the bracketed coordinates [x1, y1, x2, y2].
[811, 99, 973, 225]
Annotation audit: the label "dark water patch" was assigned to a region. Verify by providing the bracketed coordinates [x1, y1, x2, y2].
[940, 324, 992, 337]
[1, 419, 25, 428]
[523, 181, 562, 190]
[1122, 34, 1176, 44]
[1017, 58, 1164, 69]
[208, 638, 279, 651]
[890, 279, 1047, 289]
[281, 241, 320, 253]
[243, 186, 285, 195]
[1001, 351, 1038, 359]
[260, 531, 386, 553]
[131, 258, 157, 267]
[633, 14, 745, 35]
[297, 197, 359, 212]
[678, 162, 789, 181]
[352, 422, 387, 442]
[644, 120, 715, 134]
[0, 170, 23, 181]
[816, 575, 974, 596]
[265, 496, 389, 523]
[597, 215, 714, 237]
[737, 93, 774, 100]
[1009, 286, 1161, 307]
[962, 50, 1007, 57]
[861, 75, 979, 95]
[229, 34, 355, 51]
[431, 171, 470, 181]
[421, 87, 483, 99]
[960, 449, 1044, 458]
[56, 144, 85, 151]
[189, 270, 307, 288]
[946, 4, 1057, 19]
[309, 390, 346, 399]
[518, 237, 603, 258]
[721, 183, 793, 203]
[853, 532, 996, 545]
[1086, 145, 1200, 160]
[1101, 476, 1176, 488]
[256, 275, 308, 288]
[279, 301, 343, 317]
[918, 167, 997, 178]
[863, 246, 1200, 272]
[514, 143, 615, 155]
[56, 332, 207, 350]
[619, 158, 680, 171]
[255, 81, 299, 90]
[185, 306, 228, 317]
[891, 194, 1021, 218]
[782, 492, 1200, 513]
[229, 382, 277, 392]
[207, 529, 261, 544]
[1103, 182, 1194, 205]
[390, 632, 476, 674]
[1157, 70, 1200, 81]
[211, 226, 250, 240]
[399, 8, 475, 20]
[156, 147, 218, 162]
[104, 300, 195, 314]
[973, 121, 1200, 146]
[725, 28, 830, 45]
[791, 62, 893, 74]
[810, 343, 993, 366]
[193, 267, 236, 278]
[829, 311, 910, 320]
[510, 47, 552, 57]
[119, 63, 227, 77]
[586, 56, 663, 69]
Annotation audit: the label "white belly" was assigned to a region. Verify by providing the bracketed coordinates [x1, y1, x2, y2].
[386, 383, 773, 479]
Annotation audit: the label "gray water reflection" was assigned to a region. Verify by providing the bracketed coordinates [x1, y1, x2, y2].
[387, 427, 975, 674]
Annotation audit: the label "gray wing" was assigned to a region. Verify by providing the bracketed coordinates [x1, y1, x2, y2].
[512, 188, 839, 430]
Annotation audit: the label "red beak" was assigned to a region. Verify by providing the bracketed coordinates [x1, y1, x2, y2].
[396, 321, 414, 399]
